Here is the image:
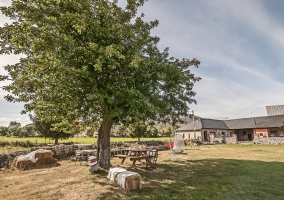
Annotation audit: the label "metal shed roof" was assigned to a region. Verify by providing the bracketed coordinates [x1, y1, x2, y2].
[266, 105, 284, 116]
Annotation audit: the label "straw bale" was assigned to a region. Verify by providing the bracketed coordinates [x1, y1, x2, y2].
[108, 167, 127, 181]
[89, 164, 98, 172]
[10, 156, 18, 169]
[115, 172, 142, 191]
[35, 150, 54, 165]
[124, 174, 141, 191]
[16, 160, 35, 169]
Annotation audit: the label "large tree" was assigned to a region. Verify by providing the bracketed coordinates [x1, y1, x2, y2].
[29, 115, 75, 144]
[9, 121, 21, 127]
[0, 0, 200, 169]
[127, 121, 148, 142]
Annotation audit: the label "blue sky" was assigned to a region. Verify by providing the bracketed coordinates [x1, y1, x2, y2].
[1, 0, 284, 126]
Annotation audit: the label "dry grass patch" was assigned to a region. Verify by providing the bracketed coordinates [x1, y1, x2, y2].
[1, 144, 284, 199]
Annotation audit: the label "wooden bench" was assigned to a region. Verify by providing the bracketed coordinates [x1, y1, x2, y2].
[117, 155, 149, 166]
[129, 156, 148, 166]
[117, 154, 128, 158]
[117, 154, 134, 164]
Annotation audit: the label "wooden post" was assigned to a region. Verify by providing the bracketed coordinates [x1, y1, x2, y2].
[193, 110, 196, 140]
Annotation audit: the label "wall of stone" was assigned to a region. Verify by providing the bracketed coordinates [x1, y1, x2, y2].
[254, 137, 284, 145]
[224, 136, 237, 144]
[0, 150, 28, 169]
[29, 144, 76, 159]
[212, 137, 223, 144]
[210, 136, 237, 144]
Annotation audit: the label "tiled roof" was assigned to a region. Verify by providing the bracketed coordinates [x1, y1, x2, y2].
[224, 115, 284, 129]
[201, 118, 229, 129]
[175, 119, 202, 131]
[175, 115, 284, 131]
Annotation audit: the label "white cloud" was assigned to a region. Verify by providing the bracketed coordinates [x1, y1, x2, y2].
[204, 0, 284, 52]
[1, 0, 284, 125]
[191, 75, 284, 119]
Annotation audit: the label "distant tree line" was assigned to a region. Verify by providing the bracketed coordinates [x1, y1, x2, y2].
[0, 120, 179, 140]
[0, 121, 36, 137]
[115, 122, 179, 140]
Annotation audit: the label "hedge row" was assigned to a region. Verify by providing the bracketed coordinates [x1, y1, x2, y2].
[0, 140, 35, 148]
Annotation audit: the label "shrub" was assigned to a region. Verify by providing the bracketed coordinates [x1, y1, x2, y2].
[0, 140, 10, 147]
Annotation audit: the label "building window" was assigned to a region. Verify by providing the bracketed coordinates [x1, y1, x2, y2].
[260, 133, 263, 136]
[230, 132, 233, 137]
[270, 130, 277, 136]
[188, 133, 190, 139]
[222, 132, 225, 136]
[243, 131, 246, 137]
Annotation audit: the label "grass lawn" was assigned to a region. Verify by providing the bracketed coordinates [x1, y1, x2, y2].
[1, 144, 284, 200]
[0, 136, 169, 144]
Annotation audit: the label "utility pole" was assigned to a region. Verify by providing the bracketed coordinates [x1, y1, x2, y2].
[193, 110, 196, 140]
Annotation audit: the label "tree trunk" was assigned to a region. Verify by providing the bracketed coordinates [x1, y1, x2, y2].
[97, 115, 113, 169]
[138, 137, 141, 142]
[54, 137, 58, 145]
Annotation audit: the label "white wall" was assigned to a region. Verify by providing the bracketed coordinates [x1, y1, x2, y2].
[176, 131, 202, 140]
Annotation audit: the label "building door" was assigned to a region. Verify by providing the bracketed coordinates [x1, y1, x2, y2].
[248, 134, 252, 141]
[210, 132, 215, 136]
[204, 131, 208, 141]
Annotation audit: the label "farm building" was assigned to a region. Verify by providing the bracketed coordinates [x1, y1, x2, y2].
[175, 115, 284, 143]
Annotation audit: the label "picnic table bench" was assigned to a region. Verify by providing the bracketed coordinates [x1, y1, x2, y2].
[116, 149, 158, 168]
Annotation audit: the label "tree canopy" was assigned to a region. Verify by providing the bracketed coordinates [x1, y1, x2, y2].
[127, 121, 148, 141]
[29, 114, 75, 144]
[0, 0, 200, 168]
[9, 121, 21, 127]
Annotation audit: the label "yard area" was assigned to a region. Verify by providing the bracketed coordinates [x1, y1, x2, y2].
[1, 144, 284, 200]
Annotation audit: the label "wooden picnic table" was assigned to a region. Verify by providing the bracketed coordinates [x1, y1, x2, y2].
[117, 149, 150, 167]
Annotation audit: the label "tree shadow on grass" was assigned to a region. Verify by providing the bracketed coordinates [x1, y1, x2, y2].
[90, 159, 284, 200]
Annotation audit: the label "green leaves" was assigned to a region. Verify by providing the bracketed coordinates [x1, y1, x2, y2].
[0, 0, 200, 131]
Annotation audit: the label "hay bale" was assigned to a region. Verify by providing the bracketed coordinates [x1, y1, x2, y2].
[107, 167, 127, 181]
[89, 164, 98, 172]
[35, 150, 54, 165]
[114, 171, 142, 191]
[10, 156, 18, 169]
[16, 160, 35, 169]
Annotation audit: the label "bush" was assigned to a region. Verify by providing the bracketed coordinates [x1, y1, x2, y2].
[0, 140, 10, 147]
[21, 140, 34, 147]
[0, 139, 35, 148]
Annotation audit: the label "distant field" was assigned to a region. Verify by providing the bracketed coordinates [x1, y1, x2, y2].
[0, 136, 170, 144]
